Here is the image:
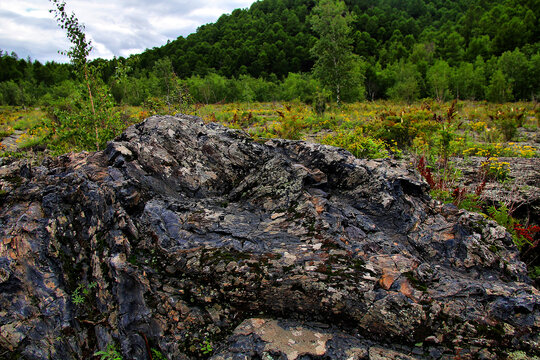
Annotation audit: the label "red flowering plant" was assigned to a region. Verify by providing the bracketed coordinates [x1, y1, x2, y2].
[513, 223, 540, 252]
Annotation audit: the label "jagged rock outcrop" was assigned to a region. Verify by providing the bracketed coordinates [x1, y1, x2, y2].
[0, 115, 539, 359]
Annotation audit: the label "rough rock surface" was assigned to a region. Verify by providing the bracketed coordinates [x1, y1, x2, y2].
[0, 115, 539, 359]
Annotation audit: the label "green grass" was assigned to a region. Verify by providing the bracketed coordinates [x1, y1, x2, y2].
[0, 107, 48, 144]
[12, 110, 46, 130]
[192, 100, 538, 159]
[1, 100, 538, 160]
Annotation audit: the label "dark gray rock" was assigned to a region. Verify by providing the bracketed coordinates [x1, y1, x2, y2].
[0, 115, 539, 359]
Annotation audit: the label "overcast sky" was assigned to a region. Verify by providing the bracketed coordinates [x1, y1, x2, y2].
[0, 0, 256, 63]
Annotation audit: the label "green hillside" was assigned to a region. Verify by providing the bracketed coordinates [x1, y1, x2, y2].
[139, 0, 539, 79]
[1, 0, 539, 105]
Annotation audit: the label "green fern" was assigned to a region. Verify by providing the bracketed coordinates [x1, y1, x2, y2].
[94, 343, 123, 360]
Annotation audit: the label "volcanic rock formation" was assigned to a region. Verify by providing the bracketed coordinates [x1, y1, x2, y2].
[0, 115, 538, 359]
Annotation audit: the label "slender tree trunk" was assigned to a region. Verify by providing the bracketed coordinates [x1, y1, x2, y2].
[333, 56, 341, 106]
[166, 81, 171, 114]
[83, 65, 99, 150]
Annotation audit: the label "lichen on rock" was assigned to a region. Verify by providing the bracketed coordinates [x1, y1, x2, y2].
[0, 115, 538, 359]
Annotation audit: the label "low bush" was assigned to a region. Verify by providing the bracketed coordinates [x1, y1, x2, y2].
[321, 128, 389, 159]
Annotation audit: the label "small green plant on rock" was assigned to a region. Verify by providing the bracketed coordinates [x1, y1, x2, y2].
[151, 348, 167, 360]
[487, 204, 514, 233]
[94, 343, 123, 360]
[529, 266, 540, 282]
[487, 204, 540, 252]
[200, 339, 213, 355]
[417, 156, 484, 211]
[262, 352, 275, 360]
[507, 350, 540, 360]
[71, 281, 97, 306]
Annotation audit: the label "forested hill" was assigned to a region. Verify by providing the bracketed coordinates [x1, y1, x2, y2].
[1, 0, 539, 104]
[138, 0, 315, 79]
[137, 0, 540, 79]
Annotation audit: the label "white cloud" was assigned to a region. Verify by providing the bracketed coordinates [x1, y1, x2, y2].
[189, 7, 230, 19]
[0, 0, 255, 63]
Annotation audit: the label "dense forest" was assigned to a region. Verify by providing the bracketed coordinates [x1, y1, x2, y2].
[1, 0, 539, 106]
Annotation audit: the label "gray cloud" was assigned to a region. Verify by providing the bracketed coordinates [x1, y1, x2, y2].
[0, 0, 254, 63]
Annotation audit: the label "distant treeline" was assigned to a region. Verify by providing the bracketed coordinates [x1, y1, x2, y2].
[1, 0, 539, 105]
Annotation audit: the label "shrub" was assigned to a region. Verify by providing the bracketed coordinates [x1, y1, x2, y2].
[489, 109, 524, 141]
[321, 128, 389, 159]
[481, 157, 510, 182]
[280, 73, 320, 103]
[234, 75, 279, 102]
[186, 73, 231, 104]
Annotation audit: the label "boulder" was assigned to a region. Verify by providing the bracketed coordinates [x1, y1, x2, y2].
[0, 115, 538, 359]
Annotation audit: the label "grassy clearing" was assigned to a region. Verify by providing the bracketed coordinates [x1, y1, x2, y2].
[0, 105, 143, 155]
[0, 107, 47, 134]
[0, 107, 17, 140]
[2, 100, 537, 159]
[1, 107, 49, 152]
[194, 100, 538, 159]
